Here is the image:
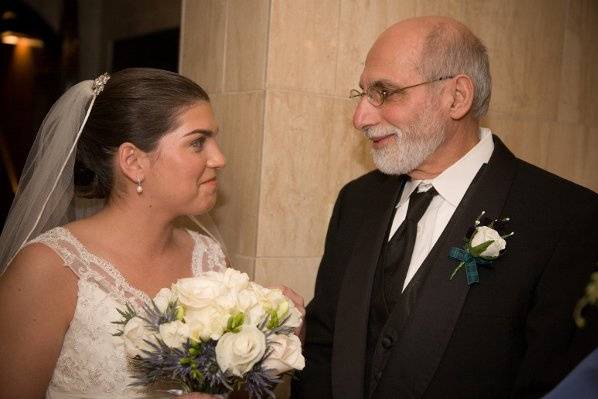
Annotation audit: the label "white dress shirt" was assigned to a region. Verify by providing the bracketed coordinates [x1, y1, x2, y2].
[389, 127, 495, 291]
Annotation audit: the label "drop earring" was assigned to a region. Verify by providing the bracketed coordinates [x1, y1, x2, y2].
[136, 177, 143, 194]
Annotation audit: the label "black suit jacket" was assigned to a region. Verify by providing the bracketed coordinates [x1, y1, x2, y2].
[292, 137, 598, 399]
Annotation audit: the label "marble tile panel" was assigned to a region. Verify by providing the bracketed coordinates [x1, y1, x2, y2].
[544, 122, 587, 184]
[267, 0, 340, 94]
[224, 0, 270, 91]
[257, 91, 373, 257]
[482, 111, 550, 169]
[209, 92, 265, 258]
[254, 257, 322, 304]
[557, 0, 598, 127]
[335, 0, 417, 97]
[180, 0, 227, 94]
[463, 0, 566, 120]
[415, 0, 464, 18]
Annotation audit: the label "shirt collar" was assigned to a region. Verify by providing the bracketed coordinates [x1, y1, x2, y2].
[397, 127, 495, 208]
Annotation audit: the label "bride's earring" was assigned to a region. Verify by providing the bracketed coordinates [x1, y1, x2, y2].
[136, 177, 143, 194]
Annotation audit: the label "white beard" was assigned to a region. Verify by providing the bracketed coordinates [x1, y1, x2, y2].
[364, 107, 446, 175]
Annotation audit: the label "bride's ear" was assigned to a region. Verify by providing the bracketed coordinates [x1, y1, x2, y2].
[117, 142, 149, 185]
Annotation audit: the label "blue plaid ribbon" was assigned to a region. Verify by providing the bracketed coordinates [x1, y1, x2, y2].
[449, 247, 492, 285]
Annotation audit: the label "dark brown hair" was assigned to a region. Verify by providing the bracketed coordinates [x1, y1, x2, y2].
[75, 68, 210, 198]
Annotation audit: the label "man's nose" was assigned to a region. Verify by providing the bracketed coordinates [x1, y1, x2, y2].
[352, 97, 380, 131]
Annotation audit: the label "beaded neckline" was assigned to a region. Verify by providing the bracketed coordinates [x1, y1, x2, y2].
[55, 226, 201, 303]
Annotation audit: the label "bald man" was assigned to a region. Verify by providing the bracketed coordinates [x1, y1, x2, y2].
[292, 17, 598, 399]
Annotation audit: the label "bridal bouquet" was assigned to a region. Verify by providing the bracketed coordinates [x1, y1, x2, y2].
[113, 268, 305, 398]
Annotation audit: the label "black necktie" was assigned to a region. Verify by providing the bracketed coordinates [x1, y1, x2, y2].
[382, 186, 438, 309]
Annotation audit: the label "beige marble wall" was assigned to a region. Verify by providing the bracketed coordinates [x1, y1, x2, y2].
[181, 0, 598, 309]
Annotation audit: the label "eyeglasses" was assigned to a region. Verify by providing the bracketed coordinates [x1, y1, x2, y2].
[349, 75, 454, 107]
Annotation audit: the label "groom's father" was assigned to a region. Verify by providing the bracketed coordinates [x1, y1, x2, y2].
[292, 16, 598, 399]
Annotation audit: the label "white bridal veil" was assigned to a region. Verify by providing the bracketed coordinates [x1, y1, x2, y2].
[0, 76, 103, 273]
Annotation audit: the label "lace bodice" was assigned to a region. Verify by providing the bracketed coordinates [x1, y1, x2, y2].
[25, 227, 227, 399]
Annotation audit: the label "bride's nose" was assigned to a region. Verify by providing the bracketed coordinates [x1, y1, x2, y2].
[206, 142, 226, 169]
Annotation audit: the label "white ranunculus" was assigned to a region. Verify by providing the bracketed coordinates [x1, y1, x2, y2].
[186, 306, 229, 341]
[237, 288, 259, 311]
[471, 226, 506, 258]
[238, 288, 265, 325]
[251, 284, 286, 311]
[215, 325, 266, 377]
[159, 320, 190, 348]
[172, 276, 227, 310]
[262, 334, 305, 375]
[122, 317, 154, 357]
[153, 287, 174, 313]
[213, 290, 238, 312]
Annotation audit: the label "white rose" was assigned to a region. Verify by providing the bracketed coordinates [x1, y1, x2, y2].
[172, 276, 227, 309]
[153, 287, 174, 313]
[122, 317, 155, 357]
[262, 334, 305, 375]
[220, 268, 250, 292]
[159, 320, 190, 348]
[470, 226, 506, 258]
[186, 306, 229, 341]
[215, 325, 266, 376]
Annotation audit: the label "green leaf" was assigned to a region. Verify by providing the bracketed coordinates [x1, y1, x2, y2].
[450, 262, 465, 280]
[469, 240, 494, 257]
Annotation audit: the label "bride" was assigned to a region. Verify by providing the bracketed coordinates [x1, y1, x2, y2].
[0, 68, 304, 399]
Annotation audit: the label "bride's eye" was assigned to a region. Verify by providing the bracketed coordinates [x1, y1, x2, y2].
[191, 137, 207, 151]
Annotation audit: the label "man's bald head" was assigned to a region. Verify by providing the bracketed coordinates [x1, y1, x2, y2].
[369, 16, 491, 120]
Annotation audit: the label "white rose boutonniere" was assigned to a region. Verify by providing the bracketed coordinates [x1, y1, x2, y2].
[449, 211, 514, 285]
[470, 226, 507, 258]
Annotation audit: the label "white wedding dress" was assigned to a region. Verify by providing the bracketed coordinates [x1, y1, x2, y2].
[25, 227, 227, 399]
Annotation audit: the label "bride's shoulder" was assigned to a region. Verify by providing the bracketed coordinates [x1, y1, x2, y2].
[12, 226, 73, 272]
[4, 232, 77, 294]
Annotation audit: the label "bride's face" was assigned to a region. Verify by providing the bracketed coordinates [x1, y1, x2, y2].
[145, 102, 226, 216]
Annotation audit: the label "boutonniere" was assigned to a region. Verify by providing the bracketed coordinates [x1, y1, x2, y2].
[449, 211, 514, 285]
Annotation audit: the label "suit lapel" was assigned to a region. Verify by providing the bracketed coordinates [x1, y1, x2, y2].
[331, 173, 405, 399]
[369, 136, 518, 398]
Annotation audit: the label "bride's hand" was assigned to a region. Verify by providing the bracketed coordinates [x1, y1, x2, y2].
[274, 285, 306, 341]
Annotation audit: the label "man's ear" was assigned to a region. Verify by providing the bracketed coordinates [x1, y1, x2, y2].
[116, 142, 148, 185]
[447, 74, 475, 120]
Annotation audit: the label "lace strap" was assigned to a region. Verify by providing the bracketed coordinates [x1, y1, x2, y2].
[25, 227, 82, 276]
[188, 230, 228, 274]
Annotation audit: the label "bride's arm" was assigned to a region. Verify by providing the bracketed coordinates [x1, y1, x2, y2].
[0, 244, 77, 399]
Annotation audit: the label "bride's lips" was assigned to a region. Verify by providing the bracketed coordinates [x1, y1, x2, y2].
[370, 134, 395, 149]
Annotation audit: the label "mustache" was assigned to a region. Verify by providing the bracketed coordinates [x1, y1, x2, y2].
[363, 125, 401, 140]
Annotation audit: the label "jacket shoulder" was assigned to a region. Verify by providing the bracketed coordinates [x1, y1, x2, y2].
[514, 158, 598, 203]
